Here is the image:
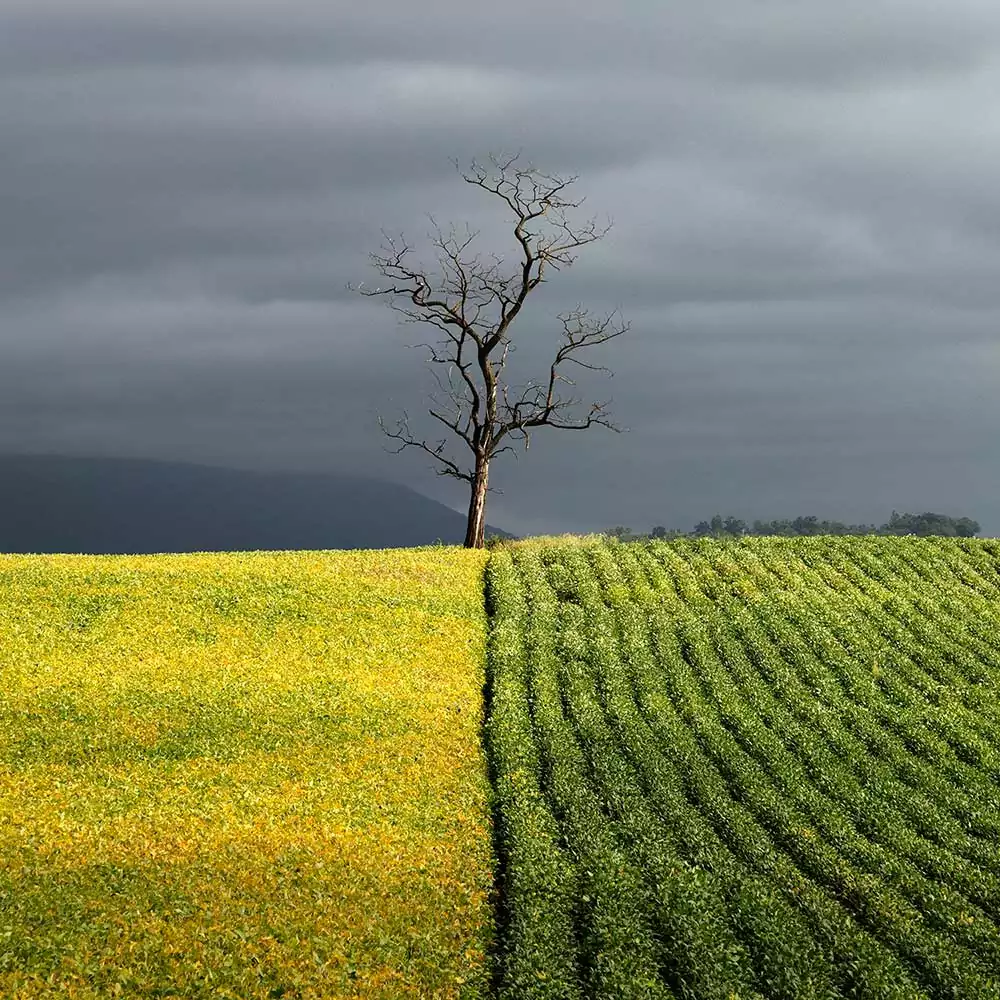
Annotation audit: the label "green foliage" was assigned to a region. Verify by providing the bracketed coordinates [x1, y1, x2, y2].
[487, 535, 1000, 999]
[621, 511, 983, 539]
[604, 526, 638, 542]
[684, 511, 982, 538]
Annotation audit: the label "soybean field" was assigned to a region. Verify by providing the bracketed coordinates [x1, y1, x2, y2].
[487, 536, 1000, 1000]
[0, 548, 493, 999]
[5, 536, 1000, 999]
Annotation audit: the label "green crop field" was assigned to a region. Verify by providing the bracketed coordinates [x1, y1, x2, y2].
[487, 536, 1000, 999]
[4, 536, 1000, 998]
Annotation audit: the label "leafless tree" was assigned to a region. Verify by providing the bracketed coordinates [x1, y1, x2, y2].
[353, 152, 628, 548]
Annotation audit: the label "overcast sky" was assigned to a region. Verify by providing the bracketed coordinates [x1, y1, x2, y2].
[2, 1, 999, 536]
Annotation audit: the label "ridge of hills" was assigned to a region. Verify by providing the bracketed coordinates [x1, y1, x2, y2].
[0, 453, 512, 554]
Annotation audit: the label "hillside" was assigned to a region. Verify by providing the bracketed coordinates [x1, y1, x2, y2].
[487, 536, 1000, 999]
[0, 454, 511, 553]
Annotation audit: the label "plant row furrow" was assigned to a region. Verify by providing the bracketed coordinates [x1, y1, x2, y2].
[488, 537, 1000, 999]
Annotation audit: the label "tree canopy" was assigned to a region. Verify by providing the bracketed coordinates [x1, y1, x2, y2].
[632, 510, 982, 540]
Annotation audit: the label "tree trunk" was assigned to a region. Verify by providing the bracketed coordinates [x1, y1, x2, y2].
[464, 457, 489, 549]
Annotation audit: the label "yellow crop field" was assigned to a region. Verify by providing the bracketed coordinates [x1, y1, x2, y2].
[0, 547, 493, 999]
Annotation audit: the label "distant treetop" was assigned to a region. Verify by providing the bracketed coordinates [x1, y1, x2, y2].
[619, 510, 981, 541]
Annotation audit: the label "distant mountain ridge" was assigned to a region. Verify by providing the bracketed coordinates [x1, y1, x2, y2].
[0, 454, 511, 554]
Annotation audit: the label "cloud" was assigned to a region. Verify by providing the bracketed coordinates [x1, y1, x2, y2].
[2, 0, 999, 535]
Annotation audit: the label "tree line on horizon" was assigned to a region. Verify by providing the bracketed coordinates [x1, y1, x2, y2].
[606, 510, 982, 541]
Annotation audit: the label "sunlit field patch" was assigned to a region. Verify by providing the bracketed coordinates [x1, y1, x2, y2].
[0, 547, 493, 999]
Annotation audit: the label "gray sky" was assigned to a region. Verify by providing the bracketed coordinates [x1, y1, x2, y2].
[2, 0, 999, 536]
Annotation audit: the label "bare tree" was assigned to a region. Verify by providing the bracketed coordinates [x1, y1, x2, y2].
[354, 152, 628, 549]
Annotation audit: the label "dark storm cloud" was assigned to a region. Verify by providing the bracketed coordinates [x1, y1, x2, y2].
[2, 0, 1000, 535]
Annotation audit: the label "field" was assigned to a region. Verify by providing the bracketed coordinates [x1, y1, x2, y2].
[4, 536, 1000, 999]
[0, 548, 493, 999]
[487, 536, 1000, 999]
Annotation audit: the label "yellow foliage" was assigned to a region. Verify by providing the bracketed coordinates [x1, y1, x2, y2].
[0, 547, 493, 999]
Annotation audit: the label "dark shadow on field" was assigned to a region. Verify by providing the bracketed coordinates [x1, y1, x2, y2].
[481, 557, 509, 1000]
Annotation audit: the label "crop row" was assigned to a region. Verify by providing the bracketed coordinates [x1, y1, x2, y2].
[486, 537, 1000, 999]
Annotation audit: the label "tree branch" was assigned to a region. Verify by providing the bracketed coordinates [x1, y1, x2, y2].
[493, 307, 629, 448]
[378, 412, 473, 483]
